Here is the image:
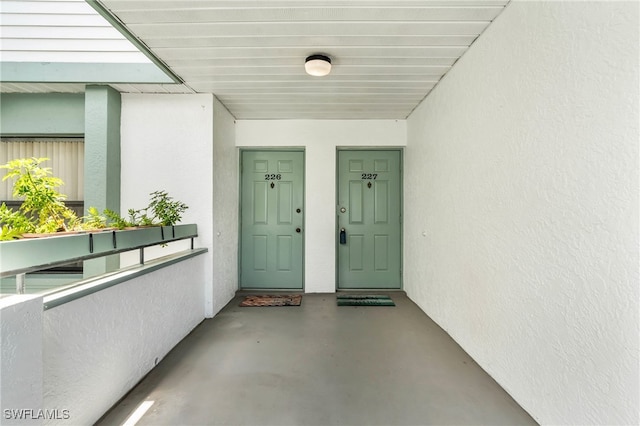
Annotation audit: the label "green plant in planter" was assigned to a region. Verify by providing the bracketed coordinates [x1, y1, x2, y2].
[103, 207, 155, 229]
[0, 224, 24, 240]
[0, 206, 34, 239]
[103, 191, 188, 229]
[0, 157, 78, 239]
[127, 207, 155, 227]
[103, 208, 133, 230]
[73, 206, 107, 231]
[0, 159, 190, 241]
[104, 206, 154, 229]
[148, 190, 188, 226]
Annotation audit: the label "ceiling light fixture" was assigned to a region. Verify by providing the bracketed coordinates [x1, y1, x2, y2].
[305, 54, 332, 77]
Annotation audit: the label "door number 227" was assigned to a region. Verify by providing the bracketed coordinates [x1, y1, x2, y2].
[361, 173, 378, 180]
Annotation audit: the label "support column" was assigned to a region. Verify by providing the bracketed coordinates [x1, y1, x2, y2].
[84, 86, 121, 275]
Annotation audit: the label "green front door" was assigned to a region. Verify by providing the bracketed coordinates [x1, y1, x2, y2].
[337, 150, 401, 289]
[240, 150, 304, 289]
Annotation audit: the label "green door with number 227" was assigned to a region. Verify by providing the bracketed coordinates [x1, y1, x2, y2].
[240, 151, 304, 289]
[337, 150, 401, 289]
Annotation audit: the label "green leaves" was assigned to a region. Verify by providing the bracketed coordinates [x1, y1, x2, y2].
[0, 158, 78, 239]
[148, 190, 188, 226]
[73, 206, 107, 231]
[0, 157, 190, 240]
[0, 225, 24, 241]
[102, 191, 189, 229]
[103, 209, 131, 230]
[0, 202, 36, 238]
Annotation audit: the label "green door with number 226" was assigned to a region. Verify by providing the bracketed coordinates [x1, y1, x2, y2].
[240, 150, 304, 289]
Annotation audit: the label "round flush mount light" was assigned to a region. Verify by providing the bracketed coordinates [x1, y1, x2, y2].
[305, 54, 332, 76]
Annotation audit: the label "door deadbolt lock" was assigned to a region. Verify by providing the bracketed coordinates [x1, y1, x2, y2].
[296, 208, 301, 213]
[296, 227, 301, 233]
[340, 207, 346, 213]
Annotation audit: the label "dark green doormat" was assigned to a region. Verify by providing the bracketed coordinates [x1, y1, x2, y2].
[336, 294, 395, 306]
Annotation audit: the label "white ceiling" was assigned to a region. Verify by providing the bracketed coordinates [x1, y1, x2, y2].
[2, 0, 511, 120]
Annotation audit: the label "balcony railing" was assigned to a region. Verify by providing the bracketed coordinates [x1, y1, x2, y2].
[0, 224, 200, 297]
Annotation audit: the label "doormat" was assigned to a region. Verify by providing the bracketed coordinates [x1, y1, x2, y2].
[239, 294, 302, 307]
[336, 294, 395, 306]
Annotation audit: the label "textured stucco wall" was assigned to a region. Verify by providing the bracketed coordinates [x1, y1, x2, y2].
[404, 1, 639, 425]
[42, 255, 206, 425]
[211, 97, 238, 316]
[236, 120, 406, 293]
[120, 94, 218, 313]
[0, 295, 43, 426]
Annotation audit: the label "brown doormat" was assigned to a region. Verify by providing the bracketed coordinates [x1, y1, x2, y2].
[239, 294, 302, 307]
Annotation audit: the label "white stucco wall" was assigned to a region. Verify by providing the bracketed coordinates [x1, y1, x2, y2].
[236, 120, 406, 293]
[404, 1, 639, 425]
[211, 97, 238, 315]
[120, 94, 219, 313]
[0, 295, 43, 426]
[42, 255, 206, 425]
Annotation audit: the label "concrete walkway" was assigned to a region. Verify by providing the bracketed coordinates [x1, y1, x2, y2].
[97, 293, 537, 426]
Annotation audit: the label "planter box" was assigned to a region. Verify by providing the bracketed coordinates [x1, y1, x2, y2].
[0, 224, 198, 278]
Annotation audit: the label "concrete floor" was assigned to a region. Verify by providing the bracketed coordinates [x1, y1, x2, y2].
[97, 293, 537, 426]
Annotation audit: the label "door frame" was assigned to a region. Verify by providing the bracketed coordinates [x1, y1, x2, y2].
[238, 148, 306, 291]
[335, 147, 404, 291]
